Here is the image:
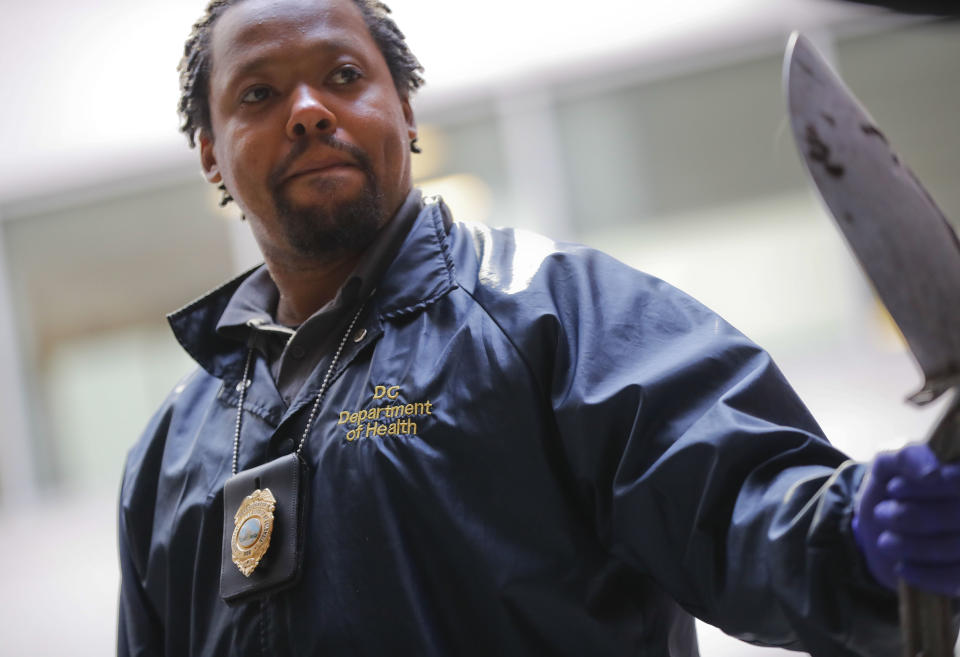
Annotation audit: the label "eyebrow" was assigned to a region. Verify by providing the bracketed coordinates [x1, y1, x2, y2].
[226, 55, 277, 84]
[222, 38, 364, 86]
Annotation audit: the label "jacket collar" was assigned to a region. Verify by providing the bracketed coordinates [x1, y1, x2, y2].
[375, 194, 457, 320]
[167, 194, 458, 381]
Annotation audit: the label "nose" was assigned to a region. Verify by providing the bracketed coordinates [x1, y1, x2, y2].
[285, 85, 336, 139]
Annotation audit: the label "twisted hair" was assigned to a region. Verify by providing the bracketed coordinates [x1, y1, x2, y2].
[177, 0, 424, 150]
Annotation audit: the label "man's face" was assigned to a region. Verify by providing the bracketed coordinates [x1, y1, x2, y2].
[200, 0, 417, 263]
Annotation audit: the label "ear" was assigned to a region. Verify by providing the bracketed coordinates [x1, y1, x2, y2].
[199, 131, 222, 184]
[401, 97, 417, 143]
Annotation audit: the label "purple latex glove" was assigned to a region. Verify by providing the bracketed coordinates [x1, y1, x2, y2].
[853, 443, 960, 596]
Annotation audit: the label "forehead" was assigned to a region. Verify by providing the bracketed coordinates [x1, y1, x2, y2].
[209, 0, 377, 81]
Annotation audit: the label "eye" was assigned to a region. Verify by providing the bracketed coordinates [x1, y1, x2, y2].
[240, 86, 272, 104]
[329, 65, 363, 86]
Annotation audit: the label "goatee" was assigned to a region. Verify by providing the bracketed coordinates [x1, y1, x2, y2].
[269, 137, 385, 260]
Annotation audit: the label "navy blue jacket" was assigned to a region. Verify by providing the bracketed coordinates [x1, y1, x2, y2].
[119, 197, 899, 656]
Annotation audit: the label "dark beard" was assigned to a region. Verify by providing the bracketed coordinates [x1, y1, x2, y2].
[269, 137, 385, 260]
[273, 175, 384, 260]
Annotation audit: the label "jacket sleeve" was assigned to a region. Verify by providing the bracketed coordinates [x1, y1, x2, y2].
[117, 404, 171, 657]
[118, 471, 163, 657]
[538, 251, 901, 656]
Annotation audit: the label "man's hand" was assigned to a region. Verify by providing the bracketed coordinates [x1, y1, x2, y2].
[853, 443, 960, 596]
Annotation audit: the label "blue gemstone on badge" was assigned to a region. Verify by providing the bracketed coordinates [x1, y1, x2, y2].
[237, 517, 262, 548]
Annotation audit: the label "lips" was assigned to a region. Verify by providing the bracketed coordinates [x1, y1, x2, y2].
[283, 158, 358, 184]
[269, 139, 372, 192]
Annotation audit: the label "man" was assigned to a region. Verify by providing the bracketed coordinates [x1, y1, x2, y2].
[118, 1, 960, 655]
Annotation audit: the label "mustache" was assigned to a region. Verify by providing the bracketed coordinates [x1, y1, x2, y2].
[268, 135, 374, 190]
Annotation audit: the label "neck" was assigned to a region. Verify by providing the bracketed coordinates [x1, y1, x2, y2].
[257, 188, 414, 325]
[266, 252, 363, 326]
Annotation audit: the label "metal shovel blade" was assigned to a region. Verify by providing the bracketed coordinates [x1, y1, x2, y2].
[784, 32, 960, 406]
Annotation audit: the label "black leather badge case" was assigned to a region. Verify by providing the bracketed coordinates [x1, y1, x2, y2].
[220, 452, 306, 604]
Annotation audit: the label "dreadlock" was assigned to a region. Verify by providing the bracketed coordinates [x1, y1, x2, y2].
[177, 0, 424, 151]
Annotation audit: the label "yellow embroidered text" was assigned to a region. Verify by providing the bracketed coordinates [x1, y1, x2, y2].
[338, 399, 434, 442]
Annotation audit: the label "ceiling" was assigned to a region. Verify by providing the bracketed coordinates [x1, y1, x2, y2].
[0, 0, 893, 209]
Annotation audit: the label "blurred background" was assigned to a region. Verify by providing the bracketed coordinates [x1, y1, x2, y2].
[1, 0, 958, 654]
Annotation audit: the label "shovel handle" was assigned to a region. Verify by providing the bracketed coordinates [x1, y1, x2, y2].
[900, 389, 960, 656]
[899, 581, 955, 657]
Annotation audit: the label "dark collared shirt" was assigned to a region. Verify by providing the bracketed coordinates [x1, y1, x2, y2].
[216, 189, 423, 406]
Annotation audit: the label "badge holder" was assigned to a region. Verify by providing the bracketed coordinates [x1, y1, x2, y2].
[219, 304, 366, 605]
[220, 452, 306, 604]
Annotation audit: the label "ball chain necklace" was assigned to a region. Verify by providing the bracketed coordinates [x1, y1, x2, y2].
[221, 303, 365, 602]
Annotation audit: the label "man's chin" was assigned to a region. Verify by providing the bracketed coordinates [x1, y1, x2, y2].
[274, 185, 385, 261]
